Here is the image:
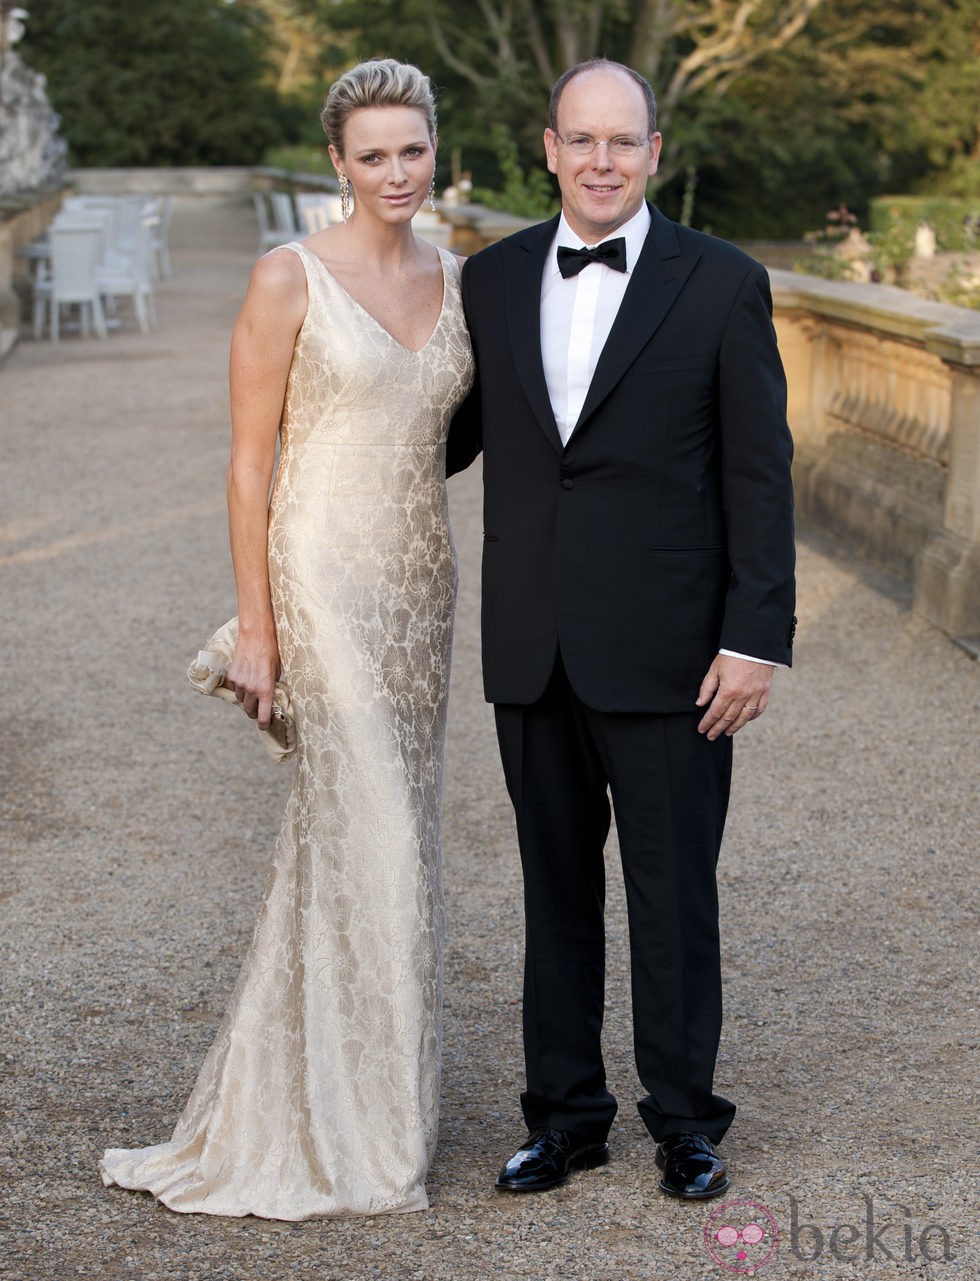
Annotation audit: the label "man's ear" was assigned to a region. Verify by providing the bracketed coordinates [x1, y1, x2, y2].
[543, 129, 560, 176]
[647, 132, 663, 178]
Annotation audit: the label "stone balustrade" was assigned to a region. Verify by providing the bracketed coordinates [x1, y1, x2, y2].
[770, 269, 980, 640]
[69, 166, 257, 197]
[440, 204, 536, 257]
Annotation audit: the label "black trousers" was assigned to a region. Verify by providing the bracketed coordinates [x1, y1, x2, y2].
[493, 655, 737, 1144]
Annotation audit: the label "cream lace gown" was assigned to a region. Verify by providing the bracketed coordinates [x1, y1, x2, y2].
[100, 242, 474, 1219]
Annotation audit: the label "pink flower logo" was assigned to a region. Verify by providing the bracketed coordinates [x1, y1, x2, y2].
[703, 1200, 780, 1274]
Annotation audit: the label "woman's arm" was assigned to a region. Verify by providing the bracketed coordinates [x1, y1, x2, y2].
[226, 248, 308, 730]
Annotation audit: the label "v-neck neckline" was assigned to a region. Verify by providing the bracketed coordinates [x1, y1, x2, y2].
[299, 243, 448, 356]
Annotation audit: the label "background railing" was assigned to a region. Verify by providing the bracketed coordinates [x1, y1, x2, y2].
[770, 270, 980, 641]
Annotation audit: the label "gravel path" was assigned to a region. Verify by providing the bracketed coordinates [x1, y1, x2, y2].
[1, 199, 976, 1280]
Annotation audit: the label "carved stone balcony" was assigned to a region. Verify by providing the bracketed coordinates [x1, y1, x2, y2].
[770, 270, 980, 641]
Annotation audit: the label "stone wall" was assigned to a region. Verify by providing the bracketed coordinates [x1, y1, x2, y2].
[770, 270, 980, 639]
[0, 186, 63, 358]
[67, 166, 339, 199]
[68, 167, 256, 197]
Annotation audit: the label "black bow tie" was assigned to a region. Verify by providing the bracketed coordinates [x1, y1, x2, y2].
[556, 238, 627, 278]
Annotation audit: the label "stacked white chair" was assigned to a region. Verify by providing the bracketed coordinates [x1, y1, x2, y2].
[32, 194, 161, 338]
[253, 192, 291, 252]
[322, 194, 345, 225]
[33, 224, 108, 342]
[270, 191, 300, 240]
[295, 192, 332, 234]
[148, 195, 175, 280]
[96, 210, 157, 334]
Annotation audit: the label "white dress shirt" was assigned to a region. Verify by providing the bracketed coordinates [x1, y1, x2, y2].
[541, 205, 651, 445]
[540, 205, 780, 670]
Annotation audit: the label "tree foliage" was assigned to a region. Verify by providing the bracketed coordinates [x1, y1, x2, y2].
[279, 0, 977, 234]
[878, 0, 980, 198]
[18, 0, 284, 166]
[671, 0, 980, 236]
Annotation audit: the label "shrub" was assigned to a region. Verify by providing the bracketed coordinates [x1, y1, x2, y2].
[869, 196, 980, 253]
[471, 125, 558, 220]
[19, 0, 283, 167]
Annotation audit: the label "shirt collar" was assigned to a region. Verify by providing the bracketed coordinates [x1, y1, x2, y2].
[549, 204, 652, 277]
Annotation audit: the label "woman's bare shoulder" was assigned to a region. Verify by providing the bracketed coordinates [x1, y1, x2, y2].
[252, 243, 307, 290]
[247, 245, 309, 312]
[235, 245, 309, 335]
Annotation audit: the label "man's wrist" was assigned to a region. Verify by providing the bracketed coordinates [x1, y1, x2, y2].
[718, 648, 786, 669]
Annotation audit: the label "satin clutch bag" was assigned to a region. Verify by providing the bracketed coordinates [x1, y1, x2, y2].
[187, 617, 297, 761]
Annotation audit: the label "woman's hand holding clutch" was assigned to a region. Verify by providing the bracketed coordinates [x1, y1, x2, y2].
[188, 618, 296, 761]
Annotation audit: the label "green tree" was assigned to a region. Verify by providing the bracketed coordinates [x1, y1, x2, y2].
[666, 0, 980, 237]
[881, 0, 980, 198]
[18, 0, 284, 166]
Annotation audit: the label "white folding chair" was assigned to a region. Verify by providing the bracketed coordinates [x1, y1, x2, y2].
[60, 196, 138, 274]
[59, 195, 117, 220]
[51, 204, 114, 261]
[323, 194, 345, 225]
[252, 192, 290, 252]
[96, 213, 156, 333]
[148, 195, 175, 279]
[295, 193, 331, 234]
[270, 191, 300, 239]
[34, 224, 108, 342]
[106, 196, 149, 260]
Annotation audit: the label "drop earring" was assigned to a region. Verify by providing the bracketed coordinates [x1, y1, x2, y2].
[339, 174, 352, 222]
[428, 178, 437, 213]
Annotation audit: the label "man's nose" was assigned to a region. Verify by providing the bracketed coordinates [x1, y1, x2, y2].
[590, 142, 615, 170]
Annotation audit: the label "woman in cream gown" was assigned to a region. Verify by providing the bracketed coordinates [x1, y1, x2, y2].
[100, 60, 473, 1220]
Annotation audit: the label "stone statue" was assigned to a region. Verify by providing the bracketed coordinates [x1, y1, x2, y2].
[914, 222, 937, 259]
[836, 226, 874, 283]
[0, 6, 67, 198]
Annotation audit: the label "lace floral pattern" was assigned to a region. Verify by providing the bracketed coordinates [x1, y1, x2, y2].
[100, 243, 474, 1219]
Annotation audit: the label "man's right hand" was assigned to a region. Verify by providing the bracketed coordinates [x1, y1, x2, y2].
[695, 653, 774, 740]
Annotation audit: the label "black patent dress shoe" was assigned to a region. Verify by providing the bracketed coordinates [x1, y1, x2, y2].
[655, 1132, 729, 1200]
[495, 1129, 610, 1192]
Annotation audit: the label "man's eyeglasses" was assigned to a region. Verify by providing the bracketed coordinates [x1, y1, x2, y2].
[554, 132, 650, 157]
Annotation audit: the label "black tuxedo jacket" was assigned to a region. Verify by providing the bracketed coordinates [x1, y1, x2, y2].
[447, 205, 796, 712]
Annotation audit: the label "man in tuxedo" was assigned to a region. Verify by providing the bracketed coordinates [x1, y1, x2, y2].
[447, 58, 795, 1200]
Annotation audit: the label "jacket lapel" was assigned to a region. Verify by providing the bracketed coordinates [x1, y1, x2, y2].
[503, 216, 563, 454]
[575, 207, 701, 432]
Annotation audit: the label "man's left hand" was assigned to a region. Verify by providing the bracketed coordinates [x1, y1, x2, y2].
[696, 655, 774, 740]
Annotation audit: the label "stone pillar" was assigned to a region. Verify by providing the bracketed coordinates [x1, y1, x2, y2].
[914, 355, 980, 637]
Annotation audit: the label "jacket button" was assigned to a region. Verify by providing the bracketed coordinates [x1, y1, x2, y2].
[561, 478, 574, 490]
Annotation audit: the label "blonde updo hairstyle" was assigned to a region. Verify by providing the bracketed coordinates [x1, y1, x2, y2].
[320, 58, 437, 156]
